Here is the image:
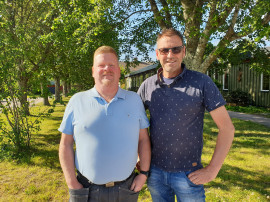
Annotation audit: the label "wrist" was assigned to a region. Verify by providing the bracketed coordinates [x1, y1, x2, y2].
[139, 170, 149, 178]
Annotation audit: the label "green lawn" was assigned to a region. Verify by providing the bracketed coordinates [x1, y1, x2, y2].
[0, 99, 269, 201]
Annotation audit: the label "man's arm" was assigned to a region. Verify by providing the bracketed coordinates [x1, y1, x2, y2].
[130, 128, 151, 192]
[188, 106, 235, 185]
[59, 133, 83, 189]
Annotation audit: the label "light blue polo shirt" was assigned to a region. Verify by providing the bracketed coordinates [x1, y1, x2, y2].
[58, 87, 149, 184]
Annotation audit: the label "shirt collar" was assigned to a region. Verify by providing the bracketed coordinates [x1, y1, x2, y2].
[89, 86, 126, 100]
[156, 63, 187, 85]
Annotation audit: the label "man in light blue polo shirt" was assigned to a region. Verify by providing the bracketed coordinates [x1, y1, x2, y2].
[59, 46, 151, 202]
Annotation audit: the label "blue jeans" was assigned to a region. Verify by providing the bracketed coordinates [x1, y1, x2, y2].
[148, 165, 205, 202]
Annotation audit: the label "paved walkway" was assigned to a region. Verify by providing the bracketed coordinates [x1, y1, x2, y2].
[228, 111, 270, 128]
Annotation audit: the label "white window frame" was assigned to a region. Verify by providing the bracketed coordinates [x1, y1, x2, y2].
[260, 73, 270, 92]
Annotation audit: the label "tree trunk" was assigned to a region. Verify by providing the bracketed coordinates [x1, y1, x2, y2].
[67, 82, 71, 94]
[63, 80, 68, 97]
[18, 77, 30, 116]
[54, 76, 61, 102]
[40, 82, 50, 106]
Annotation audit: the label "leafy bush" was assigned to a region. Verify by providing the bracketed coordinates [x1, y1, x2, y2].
[213, 79, 222, 89]
[225, 89, 252, 106]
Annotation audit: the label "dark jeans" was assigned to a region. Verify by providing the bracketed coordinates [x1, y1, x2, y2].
[69, 172, 139, 202]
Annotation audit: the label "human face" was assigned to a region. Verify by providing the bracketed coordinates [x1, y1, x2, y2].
[92, 53, 120, 87]
[156, 35, 185, 78]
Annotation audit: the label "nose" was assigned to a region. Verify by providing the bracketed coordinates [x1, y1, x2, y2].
[104, 65, 111, 70]
[167, 50, 174, 57]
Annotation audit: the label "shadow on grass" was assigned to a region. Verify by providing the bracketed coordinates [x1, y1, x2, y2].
[14, 146, 62, 171]
[46, 116, 63, 121]
[203, 113, 270, 196]
[205, 164, 269, 196]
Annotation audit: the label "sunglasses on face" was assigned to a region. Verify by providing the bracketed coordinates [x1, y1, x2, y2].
[158, 45, 184, 55]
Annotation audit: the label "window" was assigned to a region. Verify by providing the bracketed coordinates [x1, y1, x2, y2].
[261, 73, 270, 91]
[223, 71, 229, 90]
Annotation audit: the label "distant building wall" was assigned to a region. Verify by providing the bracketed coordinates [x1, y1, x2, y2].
[125, 62, 270, 107]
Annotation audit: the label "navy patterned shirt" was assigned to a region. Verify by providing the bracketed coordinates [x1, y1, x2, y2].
[137, 64, 226, 172]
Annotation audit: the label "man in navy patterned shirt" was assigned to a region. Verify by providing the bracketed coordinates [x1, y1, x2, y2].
[138, 28, 235, 202]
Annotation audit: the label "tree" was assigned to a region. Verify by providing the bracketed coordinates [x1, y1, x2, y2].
[43, 0, 120, 95]
[116, 0, 270, 73]
[0, 0, 54, 114]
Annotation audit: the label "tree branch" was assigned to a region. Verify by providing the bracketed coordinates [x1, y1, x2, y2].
[148, 0, 169, 29]
[200, 0, 242, 72]
[159, 0, 173, 27]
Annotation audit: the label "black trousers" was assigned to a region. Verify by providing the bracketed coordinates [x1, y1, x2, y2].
[68, 172, 139, 202]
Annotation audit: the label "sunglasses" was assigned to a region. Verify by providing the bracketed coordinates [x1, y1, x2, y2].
[158, 45, 184, 55]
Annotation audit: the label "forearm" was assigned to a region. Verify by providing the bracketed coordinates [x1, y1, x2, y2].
[59, 135, 81, 189]
[130, 128, 151, 192]
[208, 126, 235, 173]
[138, 129, 151, 171]
[208, 106, 235, 173]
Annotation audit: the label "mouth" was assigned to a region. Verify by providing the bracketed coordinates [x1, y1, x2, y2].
[166, 60, 176, 64]
[102, 73, 114, 78]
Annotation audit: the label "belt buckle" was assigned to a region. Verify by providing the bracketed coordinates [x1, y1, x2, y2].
[105, 181, 114, 187]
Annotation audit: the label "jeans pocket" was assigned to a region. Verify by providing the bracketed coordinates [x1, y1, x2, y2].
[69, 188, 89, 202]
[119, 187, 139, 202]
[184, 171, 199, 186]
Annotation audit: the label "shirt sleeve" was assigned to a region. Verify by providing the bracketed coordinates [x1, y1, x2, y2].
[203, 76, 226, 112]
[58, 98, 75, 135]
[137, 81, 148, 110]
[136, 93, 150, 129]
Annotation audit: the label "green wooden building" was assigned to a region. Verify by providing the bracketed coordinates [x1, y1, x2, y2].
[125, 63, 270, 107]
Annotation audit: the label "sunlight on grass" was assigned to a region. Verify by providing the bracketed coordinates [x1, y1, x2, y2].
[0, 98, 269, 201]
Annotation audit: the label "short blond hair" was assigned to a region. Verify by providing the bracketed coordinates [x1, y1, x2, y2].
[94, 46, 118, 59]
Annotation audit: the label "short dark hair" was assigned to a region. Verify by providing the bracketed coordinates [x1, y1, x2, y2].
[157, 28, 184, 44]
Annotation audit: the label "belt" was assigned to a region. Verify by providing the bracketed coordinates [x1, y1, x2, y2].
[77, 170, 135, 188]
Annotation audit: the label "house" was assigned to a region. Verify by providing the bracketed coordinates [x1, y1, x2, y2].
[47, 81, 63, 94]
[125, 63, 159, 91]
[125, 62, 270, 107]
[207, 62, 270, 107]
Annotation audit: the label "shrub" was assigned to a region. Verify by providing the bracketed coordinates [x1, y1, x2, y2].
[225, 89, 252, 106]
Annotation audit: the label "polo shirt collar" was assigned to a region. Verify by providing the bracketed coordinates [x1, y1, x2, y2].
[89, 86, 126, 100]
[157, 63, 187, 85]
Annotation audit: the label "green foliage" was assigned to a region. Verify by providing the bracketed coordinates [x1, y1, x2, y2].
[226, 39, 270, 75]
[67, 89, 78, 96]
[0, 75, 53, 158]
[224, 89, 252, 106]
[213, 79, 222, 89]
[42, 0, 119, 91]
[113, 0, 270, 72]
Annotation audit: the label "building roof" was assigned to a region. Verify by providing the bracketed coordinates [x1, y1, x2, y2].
[119, 61, 151, 73]
[125, 63, 159, 77]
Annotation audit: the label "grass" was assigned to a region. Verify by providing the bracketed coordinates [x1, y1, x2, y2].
[0, 98, 269, 201]
[225, 105, 270, 118]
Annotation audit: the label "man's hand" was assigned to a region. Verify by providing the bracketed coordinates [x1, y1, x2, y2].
[188, 165, 219, 185]
[68, 180, 84, 190]
[130, 174, 147, 192]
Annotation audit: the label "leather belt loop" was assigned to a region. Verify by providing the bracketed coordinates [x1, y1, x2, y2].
[105, 182, 115, 187]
